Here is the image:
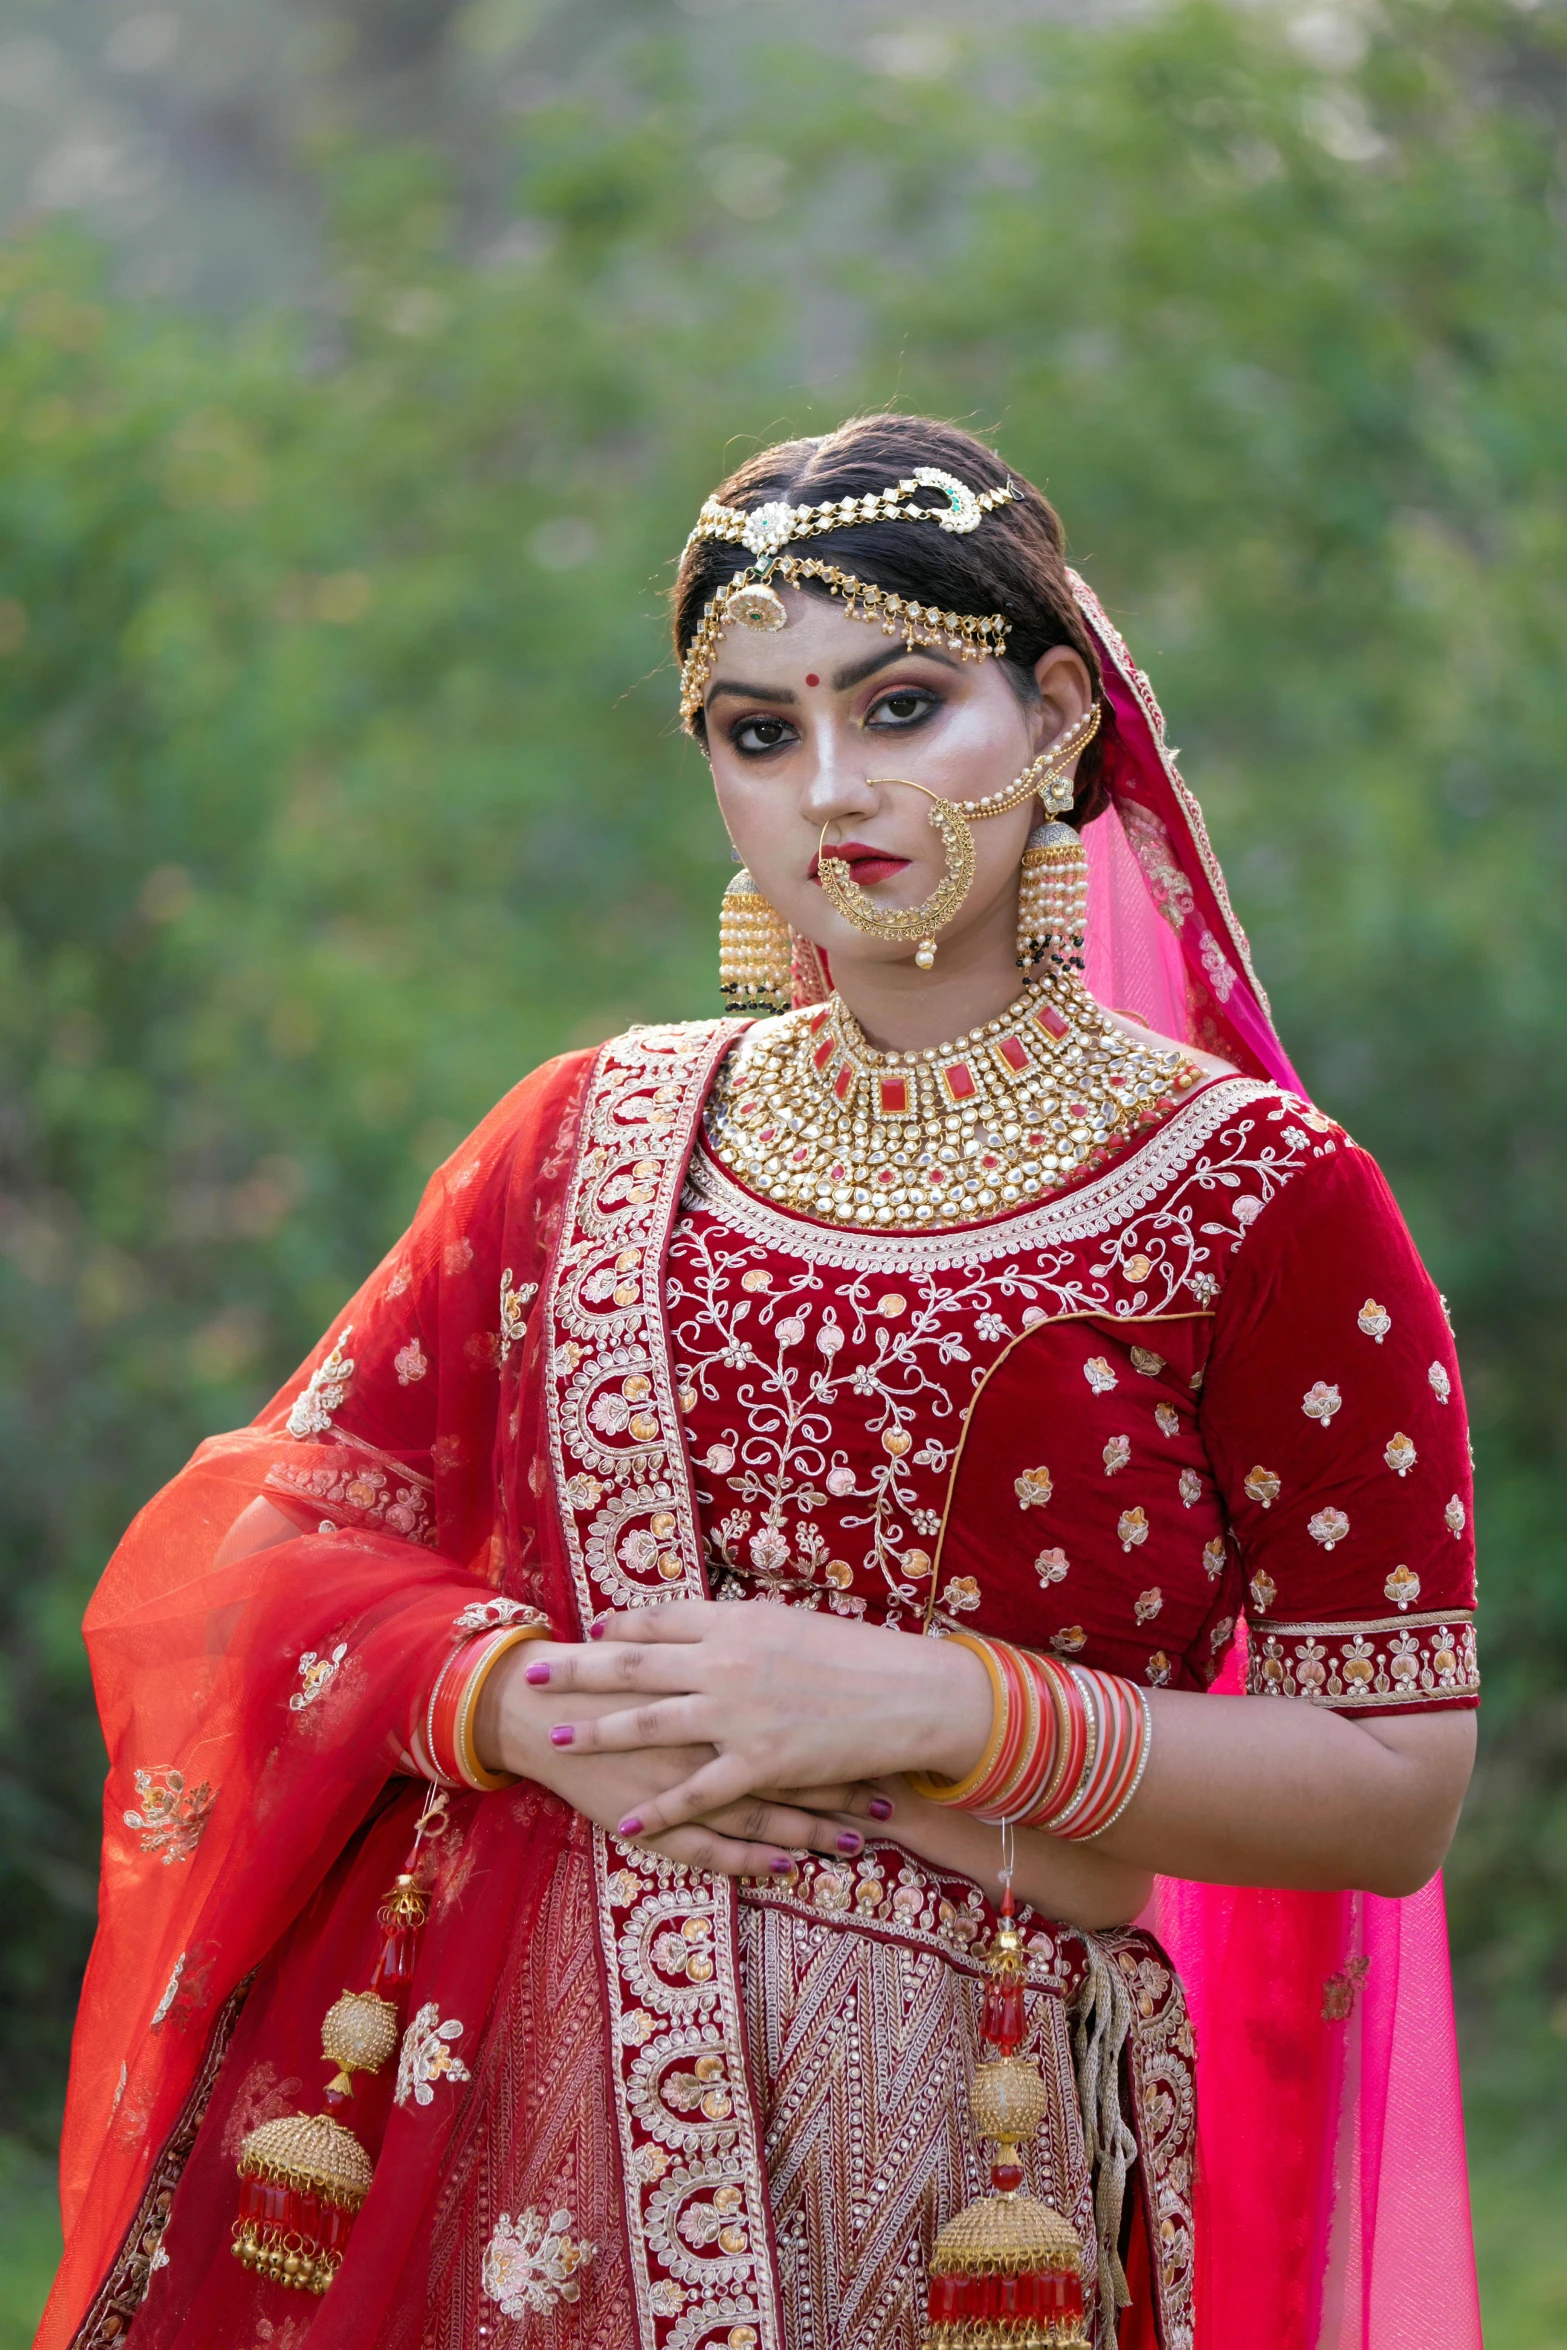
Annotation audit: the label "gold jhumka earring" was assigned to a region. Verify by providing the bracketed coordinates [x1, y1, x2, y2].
[817, 703, 1101, 970]
[719, 869, 793, 1014]
[1014, 743, 1090, 974]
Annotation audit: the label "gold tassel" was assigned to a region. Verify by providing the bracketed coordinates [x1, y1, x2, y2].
[719, 870, 793, 1013]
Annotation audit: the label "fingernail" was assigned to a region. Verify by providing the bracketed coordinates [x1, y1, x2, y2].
[837, 1831, 863, 1856]
[769, 1855, 794, 1873]
[588, 1618, 606, 1641]
[549, 1724, 574, 1747]
[868, 1796, 894, 1822]
[525, 1660, 552, 1685]
[617, 1815, 643, 1837]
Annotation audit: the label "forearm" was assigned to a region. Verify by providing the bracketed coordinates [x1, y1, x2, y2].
[1090, 1692, 1476, 1896]
[880, 1777, 1153, 1930]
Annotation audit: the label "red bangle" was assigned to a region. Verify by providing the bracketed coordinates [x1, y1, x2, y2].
[423, 1624, 551, 1790]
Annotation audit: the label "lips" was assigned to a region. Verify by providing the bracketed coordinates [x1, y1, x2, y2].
[812, 840, 912, 889]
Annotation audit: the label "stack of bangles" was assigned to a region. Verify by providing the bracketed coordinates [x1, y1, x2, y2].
[415, 1614, 554, 1792]
[908, 1633, 1152, 1839]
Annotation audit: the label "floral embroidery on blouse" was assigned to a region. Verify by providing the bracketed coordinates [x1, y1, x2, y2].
[1358, 1300, 1391, 1342]
[395, 2004, 472, 2106]
[1178, 1468, 1203, 1508]
[1385, 1565, 1420, 1610]
[123, 1768, 215, 1864]
[1146, 1649, 1173, 1684]
[1244, 1465, 1280, 1509]
[1035, 1547, 1069, 1588]
[1250, 1614, 1477, 1707]
[1250, 1568, 1277, 1614]
[1308, 1507, 1350, 1549]
[1052, 1625, 1086, 1654]
[1428, 1362, 1452, 1403]
[289, 1644, 348, 1711]
[1134, 1587, 1163, 1623]
[1130, 1346, 1166, 1375]
[1083, 1356, 1117, 1394]
[1103, 1436, 1131, 1475]
[1016, 1467, 1054, 1509]
[1117, 1507, 1149, 1550]
[285, 1327, 355, 1438]
[481, 2207, 597, 2318]
[1155, 1403, 1180, 1437]
[1301, 1381, 1342, 1426]
[1203, 1538, 1226, 1580]
[1384, 1433, 1417, 1477]
[1445, 1496, 1466, 1537]
[393, 1336, 428, 1386]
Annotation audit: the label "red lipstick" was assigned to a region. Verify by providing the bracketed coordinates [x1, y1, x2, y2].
[812, 840, 912, 889]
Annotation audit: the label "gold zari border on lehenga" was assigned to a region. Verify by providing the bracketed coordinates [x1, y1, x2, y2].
[544, 1019, 786, 2350]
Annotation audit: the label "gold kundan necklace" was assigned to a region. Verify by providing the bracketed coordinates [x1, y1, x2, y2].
[704, 970, 1203, 1233]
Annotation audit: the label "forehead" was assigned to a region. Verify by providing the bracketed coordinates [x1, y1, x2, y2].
[704, 586, 960, 692]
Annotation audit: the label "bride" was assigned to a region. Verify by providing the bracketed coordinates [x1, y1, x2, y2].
[41, 415, 1480, 2350]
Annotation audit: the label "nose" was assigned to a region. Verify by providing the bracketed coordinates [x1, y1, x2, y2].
[798, 717, 879, 831]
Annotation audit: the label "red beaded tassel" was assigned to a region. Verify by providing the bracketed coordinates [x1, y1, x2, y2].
[231, 1790, 447, 2295]
[923, 1884, 1091, 2350]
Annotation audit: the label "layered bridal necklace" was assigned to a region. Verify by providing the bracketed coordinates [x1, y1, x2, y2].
[704, 967, 1202, 1234]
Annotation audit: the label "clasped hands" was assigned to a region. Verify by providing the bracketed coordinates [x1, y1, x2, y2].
[475, 1598, 992, 1879]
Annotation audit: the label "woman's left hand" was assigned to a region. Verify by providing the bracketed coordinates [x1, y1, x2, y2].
[533, 1600, 991, 1841]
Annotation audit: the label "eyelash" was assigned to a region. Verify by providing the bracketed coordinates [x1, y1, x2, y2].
[727, 684, 943, 759]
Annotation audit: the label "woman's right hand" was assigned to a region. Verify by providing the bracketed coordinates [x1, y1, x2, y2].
[476, 1641, 881, 1878]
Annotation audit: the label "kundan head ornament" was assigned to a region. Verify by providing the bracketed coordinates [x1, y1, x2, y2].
[678, 465, 1020, 727]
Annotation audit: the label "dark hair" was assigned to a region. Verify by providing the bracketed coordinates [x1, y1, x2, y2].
[674, 414, 1110, 821]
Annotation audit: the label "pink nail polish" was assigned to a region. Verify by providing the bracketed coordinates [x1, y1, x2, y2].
[549, 1724, 574, 1747]
[617, 1815, 643, 1837]
[588, 1618, 606, 1641]
[868, 1796, 894, 1822]
[837, 1832, 863, 1856]
[525, 1660, 551, 1685]
[769, 1855, 794, 1873]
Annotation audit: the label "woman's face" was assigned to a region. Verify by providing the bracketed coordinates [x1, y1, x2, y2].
[701, 587, 1094, 983]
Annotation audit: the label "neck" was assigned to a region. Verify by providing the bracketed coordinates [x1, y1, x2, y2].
[829, 927, 1032, 1056]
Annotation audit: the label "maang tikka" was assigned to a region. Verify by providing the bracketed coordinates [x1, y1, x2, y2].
[817, 703, 1101, 971]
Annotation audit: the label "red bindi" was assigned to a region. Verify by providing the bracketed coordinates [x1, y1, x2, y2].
[804, 673, 820, 687]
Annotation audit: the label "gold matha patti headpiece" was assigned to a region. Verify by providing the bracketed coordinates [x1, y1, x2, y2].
[679, 466, 1019, 727]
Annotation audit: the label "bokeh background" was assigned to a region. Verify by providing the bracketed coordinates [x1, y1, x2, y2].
[1, 0, 1564, 2336]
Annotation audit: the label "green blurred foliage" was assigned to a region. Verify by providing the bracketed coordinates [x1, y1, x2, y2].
[0, 0, 1563, 2217]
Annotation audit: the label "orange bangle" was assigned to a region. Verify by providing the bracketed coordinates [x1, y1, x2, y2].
[907, 1632, 1011, 1808]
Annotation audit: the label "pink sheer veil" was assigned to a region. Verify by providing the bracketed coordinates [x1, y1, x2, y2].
[1071, 570, 1480, 2350]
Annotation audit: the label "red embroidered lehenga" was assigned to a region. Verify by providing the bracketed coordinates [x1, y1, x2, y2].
[39, 581, 1481, 2350]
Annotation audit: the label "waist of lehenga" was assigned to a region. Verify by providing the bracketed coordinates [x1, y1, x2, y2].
[737, 1833, 1089, 2004]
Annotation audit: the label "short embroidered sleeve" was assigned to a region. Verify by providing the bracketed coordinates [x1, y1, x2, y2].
[1199, 1137, 1477, 1714]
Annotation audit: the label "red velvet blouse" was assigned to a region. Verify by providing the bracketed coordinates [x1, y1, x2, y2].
[674, 1074, 1477, 1713]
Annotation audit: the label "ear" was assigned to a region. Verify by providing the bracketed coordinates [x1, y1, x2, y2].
[1030, 645, 1095, 751]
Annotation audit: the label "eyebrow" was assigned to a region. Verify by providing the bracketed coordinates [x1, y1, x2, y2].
[706, 640, 968, 711]
[705, 678, 798, 709]
[832, 643, 965, 691]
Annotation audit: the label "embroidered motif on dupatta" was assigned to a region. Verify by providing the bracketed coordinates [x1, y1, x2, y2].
[543, 1019, 786, 2350]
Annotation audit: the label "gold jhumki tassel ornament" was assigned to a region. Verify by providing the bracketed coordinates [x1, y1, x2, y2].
[923, 1883, 1090, 2349]
[1016, 823, 1089, 975]
[232, 1794, 446, 2295]
[719, 868, 794, 1014]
